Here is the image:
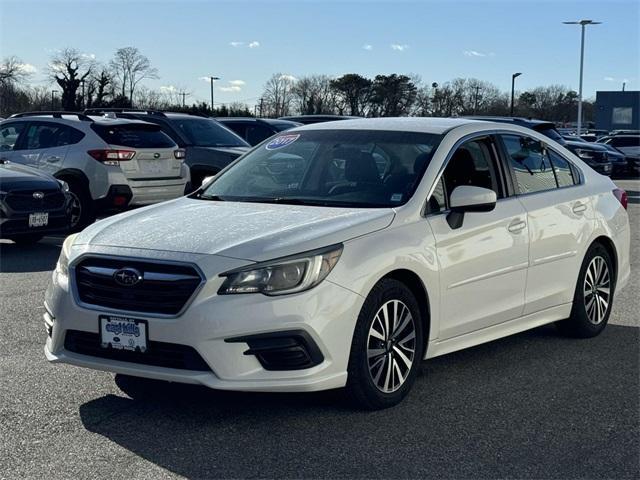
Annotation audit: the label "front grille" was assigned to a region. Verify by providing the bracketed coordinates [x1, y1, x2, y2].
[5, 189, 66, 212]
[74, 257, 202, 316]
[64, 330, 212, 371]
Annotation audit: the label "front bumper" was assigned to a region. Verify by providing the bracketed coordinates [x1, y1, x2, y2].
[44, 261, 364, 392]
[0, 197, 71, 238]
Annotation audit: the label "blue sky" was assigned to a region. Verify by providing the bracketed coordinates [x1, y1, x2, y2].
[1, 0, 638, 108]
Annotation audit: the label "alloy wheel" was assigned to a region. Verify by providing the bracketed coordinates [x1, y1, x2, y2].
[583, 255, 611, 325]
[367, 299, 416, 393]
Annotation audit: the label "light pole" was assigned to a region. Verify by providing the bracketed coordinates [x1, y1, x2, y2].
[209, 76, 220, 114]
[563, 19, 601, 135]
[51, 90, 58, 110]
[510, 72, 522, 116]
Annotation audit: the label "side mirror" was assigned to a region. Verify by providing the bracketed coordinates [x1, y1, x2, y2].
[446, 185, 497, 229]
[202, 175, 216, 185]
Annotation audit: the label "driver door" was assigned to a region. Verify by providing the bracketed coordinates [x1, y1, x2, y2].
[427, 136, 529, 339]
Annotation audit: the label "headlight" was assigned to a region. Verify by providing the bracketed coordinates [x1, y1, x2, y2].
[574, 148, 594, 160]
[218, 244, 343, 296]
[55, 233, 78, 278]
[57, 179, 70, 192]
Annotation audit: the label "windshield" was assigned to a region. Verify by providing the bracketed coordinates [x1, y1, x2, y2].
[197, 129, 442, 208]
[536, 126, 566, 144]
[172, 118, 249, 147]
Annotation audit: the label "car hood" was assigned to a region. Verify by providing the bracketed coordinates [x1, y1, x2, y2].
[75, 197, 395, 261]
[0, 162, 59, 189]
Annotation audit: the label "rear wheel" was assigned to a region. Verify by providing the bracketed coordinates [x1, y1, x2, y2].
[345, 278, 424, 410]
[556, 243, 615, 338]
[64, 178, 95, 231]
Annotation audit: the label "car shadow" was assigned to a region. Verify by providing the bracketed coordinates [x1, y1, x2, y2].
[79, 323, 639, 479]
[0, 235, 65, 273]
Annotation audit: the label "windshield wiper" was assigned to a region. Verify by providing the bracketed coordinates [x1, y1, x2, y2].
[198, 194, 226, 201]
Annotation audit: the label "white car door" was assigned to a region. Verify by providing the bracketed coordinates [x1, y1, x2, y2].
[427, 136, 529, 339]
[12, 122, 69, 175]
[499, 134, 593, 315]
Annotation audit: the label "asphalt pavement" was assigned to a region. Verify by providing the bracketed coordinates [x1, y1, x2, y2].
[1, 179, 638, 479]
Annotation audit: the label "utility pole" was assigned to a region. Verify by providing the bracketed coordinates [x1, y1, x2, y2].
[259, 97, 264, 118]
[563, 19, 601, 135]
[622, 82, 626, 92]
[209, 76, 220, 114]
[51, 90, 58, 110]
[80, 79, 85, 109]
[510, 72, 522, 116]
[473, 85, 481, 114]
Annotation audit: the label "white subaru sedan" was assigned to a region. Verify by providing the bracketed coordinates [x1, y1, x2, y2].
[44, 118, 630, 409]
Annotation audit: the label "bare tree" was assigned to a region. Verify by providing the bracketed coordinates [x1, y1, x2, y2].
[109, 47, 158, 107]
[48, 48, 94, 110]
[292, 75, 337, 115]
[261, 73, 296, 117]
[0, 56, 34, 87]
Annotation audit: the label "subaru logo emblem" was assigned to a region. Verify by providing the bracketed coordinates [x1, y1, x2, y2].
[33, 191, 44, 200]
[113, 267, 143, 287]
[153, 153, 160, 159]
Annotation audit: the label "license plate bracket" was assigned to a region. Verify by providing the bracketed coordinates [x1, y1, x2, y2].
[99, 315, 148, 352]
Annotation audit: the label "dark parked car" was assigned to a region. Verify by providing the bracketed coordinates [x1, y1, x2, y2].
[467, 117, 613, 176]
[0, 161, 72, 243]
[278, 114, 361, 125]
[216, 117, 301, 145]
[598, 134, 640, 175]
[564, 135, 627, 175]
[84, 109, 251, 188]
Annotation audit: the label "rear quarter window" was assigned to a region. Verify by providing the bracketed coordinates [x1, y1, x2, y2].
[91, 123, 176, 148]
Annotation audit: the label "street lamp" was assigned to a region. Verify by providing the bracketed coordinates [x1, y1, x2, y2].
[51, 90, 58, 110]
[510, 72, 522, 116]
[563, 19, 601, 135]
[209, 76, 220, 113]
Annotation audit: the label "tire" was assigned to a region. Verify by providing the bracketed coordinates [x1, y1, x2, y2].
[64, 178, 95, 231]
[556, 243, 615, 338]
[114, 374, 172, 400]
[8, 234, 44, 244]
[345, 278, 424, 410]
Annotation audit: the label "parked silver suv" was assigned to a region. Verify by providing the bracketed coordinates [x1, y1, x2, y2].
[0, 112, 190, 229]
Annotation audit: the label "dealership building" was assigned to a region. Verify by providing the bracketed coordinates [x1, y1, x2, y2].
[595, 91, 640, 131]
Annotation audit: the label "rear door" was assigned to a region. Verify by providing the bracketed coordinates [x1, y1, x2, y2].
[91, 123, 180, 181]
[498, 133, 593, 315]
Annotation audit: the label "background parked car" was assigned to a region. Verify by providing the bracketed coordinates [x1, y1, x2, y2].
[598, 133, 640, 176]
[467, 116, 613, 176]
[564, 135, 627, 175]
[216, 117, 301, 145]
[1, 111, 189, 229]
[85, 109, 251, 188]
[278, 114, 361, 124]
[0, 160, 72, 243]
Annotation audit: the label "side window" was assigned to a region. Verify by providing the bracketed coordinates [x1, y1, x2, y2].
[501, 134, 556, 194]
[427, 137, 503, 215]
[547, 149, 576, 187]
[0, 123, 26, 151]
[23, 123, 65, 150]
[55, 126, 85, 146]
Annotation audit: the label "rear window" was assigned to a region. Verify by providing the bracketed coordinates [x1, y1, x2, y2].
[171, 118, 249, 147]
[91, 123, 176, 148]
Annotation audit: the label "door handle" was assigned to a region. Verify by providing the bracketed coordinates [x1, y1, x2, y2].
[45, 156, 61, 163]
[508, 220, 527, 233]
[572, 202, 587, 214]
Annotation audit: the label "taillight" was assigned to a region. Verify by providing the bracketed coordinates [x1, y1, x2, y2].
[174, 149, 186, 160]
[613, 188, 628, 210]
[88, 149, 136, 165]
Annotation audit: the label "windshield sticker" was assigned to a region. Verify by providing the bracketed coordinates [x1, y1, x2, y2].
[266, 134, 300, 150]
[390, 193, 403, 202]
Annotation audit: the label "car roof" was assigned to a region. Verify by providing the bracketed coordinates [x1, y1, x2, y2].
[290, 117, 483, 134]
[464, 116, 556, 129]
[217, 117, 302, 126]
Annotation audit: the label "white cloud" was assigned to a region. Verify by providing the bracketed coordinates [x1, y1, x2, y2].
[362, 44, 373, 51]
[228, 80, 246, 86]
[81, 53, 96, 60]
[160, 85, 177, 93]
[17, 63, 37, 74]
[463, 50, 486, 57]
[248, 41, 260, 48]
[391, 44, 409, 51]
[279, 74, 297, 82]
[604, 76, 615, 81]
[229, 41, 244, 47]
[219, 85, 242, 92]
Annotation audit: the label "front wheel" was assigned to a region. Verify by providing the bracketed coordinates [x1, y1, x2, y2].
[556, 243, 615, 338]
[345, 278, 424, 410]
